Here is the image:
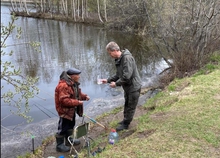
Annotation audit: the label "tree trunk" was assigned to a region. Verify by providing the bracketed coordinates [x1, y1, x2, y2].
[72, 0, 76, 21]
[82, 0, 84, 21]
[104, 0, 107, 21]
[97, 0, 103, 23]
[23, 0, 30, 15]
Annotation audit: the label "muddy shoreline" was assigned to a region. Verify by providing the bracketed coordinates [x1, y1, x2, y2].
[1, 84, 159, 158]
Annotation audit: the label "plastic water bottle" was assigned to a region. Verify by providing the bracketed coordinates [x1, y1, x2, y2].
[108, 129, 119, 145]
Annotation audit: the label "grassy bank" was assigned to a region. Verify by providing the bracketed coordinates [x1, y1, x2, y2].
[81, 62, 220, 157]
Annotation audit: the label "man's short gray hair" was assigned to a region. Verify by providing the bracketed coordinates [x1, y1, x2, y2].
[106, 41, 120, 52]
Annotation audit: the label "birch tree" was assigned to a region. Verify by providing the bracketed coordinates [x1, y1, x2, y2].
[104, 0, 107, 21]
[97, 0, 103, 23]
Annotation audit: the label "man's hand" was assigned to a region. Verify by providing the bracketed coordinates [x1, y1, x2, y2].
[78, 100, 83, 105]
[99, 79, 116, 88]
[109, 82, 116, 88]
[86, 96, 90, 101]
[101, 79, 108, 84]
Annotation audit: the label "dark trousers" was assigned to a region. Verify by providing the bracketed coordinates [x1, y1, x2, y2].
[57, 114, 76, 135]
[123, 89, 141, 124]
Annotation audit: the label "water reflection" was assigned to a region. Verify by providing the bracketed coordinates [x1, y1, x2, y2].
[1, 5, 163, 127]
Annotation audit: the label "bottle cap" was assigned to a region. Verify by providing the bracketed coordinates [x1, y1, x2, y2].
[111, 129, 116, 132]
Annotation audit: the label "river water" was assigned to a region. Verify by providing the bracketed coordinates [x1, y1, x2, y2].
[1, 5, 170, 158]
[1, 5, 167, 128]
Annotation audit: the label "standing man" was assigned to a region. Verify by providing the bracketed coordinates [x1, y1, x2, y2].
[55, 68, 90, 152]
[102, 41, 142, 132]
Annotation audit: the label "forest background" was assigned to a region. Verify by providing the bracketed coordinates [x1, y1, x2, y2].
[9, 0, 220, 80]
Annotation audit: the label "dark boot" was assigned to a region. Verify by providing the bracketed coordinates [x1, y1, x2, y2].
[118, 120, 124, 125]
[65, 129, 80, 146]
[56, 134, 70, 152]
[116, 121, 130, 132]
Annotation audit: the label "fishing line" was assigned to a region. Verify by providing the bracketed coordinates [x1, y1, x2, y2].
[33, 103, 51, 118]
[33, 94, 46, 101]
[31, 100, 58, 117]
[29, 88, 58, 117]
[41, 89, 54, 98]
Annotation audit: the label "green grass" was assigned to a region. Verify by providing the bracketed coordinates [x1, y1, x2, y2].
[87, 63, 220, 158]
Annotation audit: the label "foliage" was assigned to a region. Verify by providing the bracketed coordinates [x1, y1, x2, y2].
[193, 52, 220, 76]
[1, 15, 40, 123]
[149, 0, 220, 77]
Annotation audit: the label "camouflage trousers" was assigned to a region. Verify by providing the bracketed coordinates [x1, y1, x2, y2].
[123, 89, 141, 125]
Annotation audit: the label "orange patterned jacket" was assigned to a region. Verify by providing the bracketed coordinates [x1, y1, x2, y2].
[55, 71, 87, 121]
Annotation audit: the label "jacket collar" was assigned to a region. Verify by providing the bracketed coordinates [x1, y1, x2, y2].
[115, 49, 130, 65]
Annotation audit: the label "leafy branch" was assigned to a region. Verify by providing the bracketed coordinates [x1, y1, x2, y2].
[1, 15, 40, 124]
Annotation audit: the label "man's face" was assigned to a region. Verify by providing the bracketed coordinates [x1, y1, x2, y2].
[108, 50, 117, 58]
[70, 74, 80, 82]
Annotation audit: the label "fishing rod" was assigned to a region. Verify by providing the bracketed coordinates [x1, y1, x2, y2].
[83, 114, 108, 130]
